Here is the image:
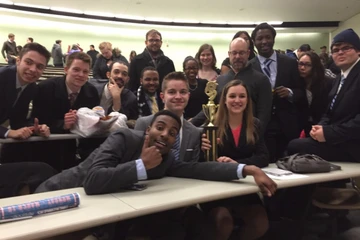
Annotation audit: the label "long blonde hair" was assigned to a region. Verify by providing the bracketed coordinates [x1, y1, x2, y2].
[214, 80, 256, 146]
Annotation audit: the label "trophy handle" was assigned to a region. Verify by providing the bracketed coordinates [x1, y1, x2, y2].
[202, 104, 209, 120]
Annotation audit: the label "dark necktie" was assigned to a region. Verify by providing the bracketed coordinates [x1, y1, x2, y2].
[13, 87, 22, 107]
[172, 134, 180, 161]
[329, 75, 345, 111]
[69, 93, 78, 107]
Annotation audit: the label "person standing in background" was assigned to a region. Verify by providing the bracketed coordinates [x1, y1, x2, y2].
[1, 33, 17, 65]
[87, 44, 99, 68]
[195, 44, 219, 81]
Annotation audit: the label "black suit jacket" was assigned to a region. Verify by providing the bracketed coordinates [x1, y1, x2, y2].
[0, 66, 36, 138]
[319, 60, 360, 161]
[32, 76, 99, 133]
[128, 48, 175, 92]
[36, 128, 240, 194]
[250, 53, 307, 139]
[218, 118, 269, 168]
[137, 86, 164, 117]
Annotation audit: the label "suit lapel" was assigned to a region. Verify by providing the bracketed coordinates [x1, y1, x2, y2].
[56, 77, 71, 110]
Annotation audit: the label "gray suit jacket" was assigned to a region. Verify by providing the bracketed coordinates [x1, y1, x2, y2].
[36, 128, 239, 194]
[134, 115, 202, 162]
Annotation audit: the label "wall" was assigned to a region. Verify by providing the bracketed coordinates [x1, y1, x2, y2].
[332, 13, 360, 37]
[0, 9, 329, 70]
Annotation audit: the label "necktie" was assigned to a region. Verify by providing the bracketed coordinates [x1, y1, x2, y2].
[263, 58, 273, 80]
[329, 75, 345, 111]
[12, 87, 22, 107]
[172, 134, 180, 161]
[150, 95, 159, 114]
[69, 93, 78, 107]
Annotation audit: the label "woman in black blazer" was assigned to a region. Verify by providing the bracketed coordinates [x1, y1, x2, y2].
[201, 80, 270, 240]
[298, 52, 335, 136]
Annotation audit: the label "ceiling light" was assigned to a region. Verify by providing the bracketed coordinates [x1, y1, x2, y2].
[144, 17, 172, 22]
[0, 0, 13, 4]
[50, 7, 83, 14]
[84, 11, 114, 18]
[14, 3, 49, 9]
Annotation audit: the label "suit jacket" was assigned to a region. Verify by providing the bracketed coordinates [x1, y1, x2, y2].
[35, 128, 239, 194]
[137, 86, 164, 118]
[128, 48, 175, 92]
[134, 115, 202, 162]
[88, 78, 138, 120]
[0, 66, 36, 138]
[319, 60, 360, 161]
[218, 118, 269, 168]
[92, 55, 128, 79]
[250, 53, 307, 139]
[32, 76, 100, 133]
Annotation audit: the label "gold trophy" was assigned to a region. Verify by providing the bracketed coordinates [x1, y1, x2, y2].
[202, 81, 219, 162]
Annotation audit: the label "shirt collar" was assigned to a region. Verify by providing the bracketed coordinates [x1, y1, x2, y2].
[103, 83, 112, 99]
[342, 57, 360, 78]
[65, 81, 81, 95]
[15, 74, 28, 91]
[257, 51, 277, 64]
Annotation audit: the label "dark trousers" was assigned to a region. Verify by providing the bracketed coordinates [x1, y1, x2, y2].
[7, 56, 16, 65]
[54, 63, 63, 67]
[287, 137, 356, 162]
[0, 162, 57, 198]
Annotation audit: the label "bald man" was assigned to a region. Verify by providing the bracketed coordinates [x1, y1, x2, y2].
[191, 38, 272, 130]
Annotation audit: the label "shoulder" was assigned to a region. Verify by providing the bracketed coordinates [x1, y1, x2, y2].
[122, 88, 137, 100]
[109, 128, 144, 143]
[0, 65, 15, 79]
[38, 77, 62, 87]
[183, 120, 202, 133]
[138, 115, 153, 124]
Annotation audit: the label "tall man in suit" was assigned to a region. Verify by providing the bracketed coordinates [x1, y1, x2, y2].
[250, 22, 307, 162]
[89, 61, 138, 120]
[128, 29, 175, 92]
[29, 52, 100, 171]
[288, 29, 360, 163]
[136, 66, 164, 118]
[135, 72, 202, 163]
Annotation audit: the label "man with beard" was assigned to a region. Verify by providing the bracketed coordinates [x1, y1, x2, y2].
[191, 38, 272, 131]
[249, 22, 307, 163]
[128, 29, 175, 92]
[136, 66, 164, 117]
[90, 61, 138, 120]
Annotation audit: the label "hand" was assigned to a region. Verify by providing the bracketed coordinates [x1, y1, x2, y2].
[108, 78, 123, 98]
[7, 127, 33, 139]
[201, 133, 220, 151]
[243, 166, 277, 197]
[217, 156, 237, 163]
[63, 110, 78, 130]
[140, 135, 162, 170]
[5, 58, 8, 62]
[32, 118, 50, 137]
[274, 86, 290, 98]
[310, 125, 326, 142]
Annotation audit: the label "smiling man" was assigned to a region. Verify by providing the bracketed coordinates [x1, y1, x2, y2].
[128, 29, 175, 92]
[28, 52, 100, 171]
[135, 71, 202, 163]
[89, 61, 138, 120]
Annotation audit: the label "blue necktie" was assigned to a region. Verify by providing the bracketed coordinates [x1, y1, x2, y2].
[172, 134, 180, 161]
[330, 75, 345, 111]
[263, 58, 273, 80]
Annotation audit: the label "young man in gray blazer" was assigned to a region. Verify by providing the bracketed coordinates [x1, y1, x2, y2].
[135, 71, 202, 163]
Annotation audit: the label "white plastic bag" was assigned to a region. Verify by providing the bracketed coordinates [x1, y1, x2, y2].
[70, 107, 127, 137]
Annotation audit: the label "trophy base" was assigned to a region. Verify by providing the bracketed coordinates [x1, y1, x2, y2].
[204, 125, 218, 162]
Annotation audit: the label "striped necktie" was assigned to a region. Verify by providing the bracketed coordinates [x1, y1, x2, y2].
[69, 93, 78, 107]
[172, 134, 180, 161]
[263, 58, 273, 80]
[150, 95, 159, 114]
[329, 75, 345, 111]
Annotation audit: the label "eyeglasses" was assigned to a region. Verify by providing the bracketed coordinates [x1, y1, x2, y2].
[229, 51, 248, 57]
[298, 62, 312, 68]
[147, 39, 162, 43]
[331, 46, 354, 54]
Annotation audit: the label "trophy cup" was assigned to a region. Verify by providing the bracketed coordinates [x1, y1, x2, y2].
[202, 81, 219, 162]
